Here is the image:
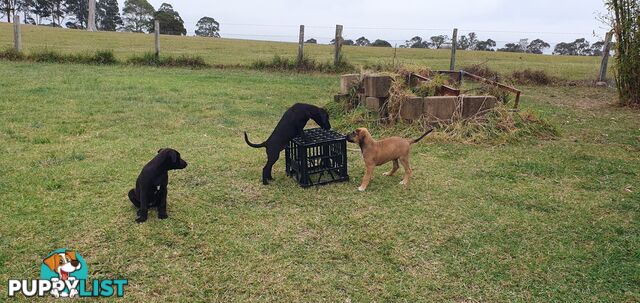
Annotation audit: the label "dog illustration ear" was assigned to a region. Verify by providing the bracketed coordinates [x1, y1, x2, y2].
[66, 251, 77, 261]
[43, 254, 59, 272]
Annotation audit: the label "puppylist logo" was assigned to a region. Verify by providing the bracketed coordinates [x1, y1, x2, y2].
[7, 248, 128, 298]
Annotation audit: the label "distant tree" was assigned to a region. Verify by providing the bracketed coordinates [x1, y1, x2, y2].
[305, 38, 317, 44]
[48, 0, 65, 26]
[475, 39, 496, 51]
[405, 36, 430, 48]
[195, 16, 220, 37]
[97, 0, 122, 31]
[65, 0, 89, 29]
[498, 43, 525, 52]
[122, 0, 154, 32]
[153, 3, 185, 35]
[30, 0, 51, 24]
[343, 39, 354, 46]
[526, 39, 550, 54]
[553, 38, 592, 56]
[589, 41, 605, 56]
[430, 35, 449, 49]
[355, 36, 370, 46]
[371, 39, 392, 47]
[5, 0, 35, 23]
[0, 0, 18, 22]
[457, 32, 478, 50]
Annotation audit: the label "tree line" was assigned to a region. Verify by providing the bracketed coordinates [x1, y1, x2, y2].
[0, 0, 221, 37]
[315, 32, 607, 56]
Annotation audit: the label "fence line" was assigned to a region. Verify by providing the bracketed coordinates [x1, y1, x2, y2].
[6, 21, 612, 81]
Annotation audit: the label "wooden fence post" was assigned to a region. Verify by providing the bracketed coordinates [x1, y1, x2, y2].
[154, 20, 160, 58]
[598, 31, 614, 82]
[13, 15, 21, 52]
[450, 28, 458, 71]
[334, 24, 343, 67]
[88, 0, 97, 31]
[297, 25, 305, 66]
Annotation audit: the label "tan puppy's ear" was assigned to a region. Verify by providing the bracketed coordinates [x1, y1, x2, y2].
[66, 251, 77, 261]
[43, 254, 59, 271]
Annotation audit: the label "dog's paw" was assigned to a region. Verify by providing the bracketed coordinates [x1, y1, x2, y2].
[399, 180, 408, 186]
[358, 186, 366, 192]
[135, 216, 147, 223]
[158, 213, 168, 220]
[383, 172, 393, 176]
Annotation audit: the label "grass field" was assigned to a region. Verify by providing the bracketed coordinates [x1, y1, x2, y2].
[0, 58, 638, 302]
[0, 23, 605, 80]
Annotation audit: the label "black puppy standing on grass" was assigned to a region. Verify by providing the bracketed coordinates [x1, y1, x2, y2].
[244, 103, 331, 185]
[128, 148, 188, 223]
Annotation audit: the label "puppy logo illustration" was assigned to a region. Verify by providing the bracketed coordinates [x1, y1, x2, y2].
[8, 248, 127, 298]
[40, 249, 88, 298]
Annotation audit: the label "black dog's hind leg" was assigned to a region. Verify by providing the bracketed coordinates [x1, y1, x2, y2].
[158, 186, 168, 220]
[136, 191, 149, 223]
[128, 189, 140, 208]
[262, 149, 280, 184]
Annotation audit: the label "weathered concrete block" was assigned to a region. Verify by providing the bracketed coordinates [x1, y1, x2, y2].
[364, 74, 393, 98]
[340, 74, 361, 94]
[400, 97, 424, 121]
[462, 96, 498, 118]
[365, 97, 383, 112]
[423, 96, 460, 122]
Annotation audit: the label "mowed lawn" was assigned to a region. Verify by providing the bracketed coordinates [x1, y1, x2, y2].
[0, 22, 603, 81]
[0, 61, 639, 302]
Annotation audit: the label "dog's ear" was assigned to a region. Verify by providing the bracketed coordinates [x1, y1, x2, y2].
[43, 254, 59, 271]
[169, 150, 178, 163]
[157, 149, 163, 154]
[66, 251, 77, 261]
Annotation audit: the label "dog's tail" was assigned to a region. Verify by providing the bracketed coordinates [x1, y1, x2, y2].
[244, 132, 266, 148]
[411, 128, 434, 144]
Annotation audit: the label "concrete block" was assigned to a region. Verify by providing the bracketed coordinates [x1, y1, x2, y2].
[400, 97, 424, 121]
[340, 74, 361, 94]
[365, 97, 383, 112]
[462, 96, 498, 118]
[364, 74, 392, 98]
[423, 96, 460, 122]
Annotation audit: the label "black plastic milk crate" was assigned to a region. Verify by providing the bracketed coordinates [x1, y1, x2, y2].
[285, 128, 349, 187]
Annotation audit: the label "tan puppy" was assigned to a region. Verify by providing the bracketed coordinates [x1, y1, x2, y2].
[346, 128, 433, 191]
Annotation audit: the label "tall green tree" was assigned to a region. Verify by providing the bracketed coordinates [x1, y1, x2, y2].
[65, 0, 88, 29]
[457, 32, 478, 50]
[371, 39, 392, 47]
[430, 35, 449, 49]
[122, 0, 154, 32]
[153, 3, 185, 35]
[526, 39, 550, 54]
[30, 0, 51, 24]
[475, 39, 496, 51]
[607, 0, 640, 105]
[48, 0, 65, 26]
[1, 0, 17, 22]
[355, 36, 370, 46]
[97, 0, 122, 31]
[195, 16, 219, 37]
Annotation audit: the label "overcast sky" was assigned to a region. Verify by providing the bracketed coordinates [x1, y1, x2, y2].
[141, 0, 610, 48]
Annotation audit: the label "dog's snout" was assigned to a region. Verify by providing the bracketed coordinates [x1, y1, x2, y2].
[71, 260, 80, 267]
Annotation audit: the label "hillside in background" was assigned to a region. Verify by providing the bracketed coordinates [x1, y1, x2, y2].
[0, 23, 604, 80]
